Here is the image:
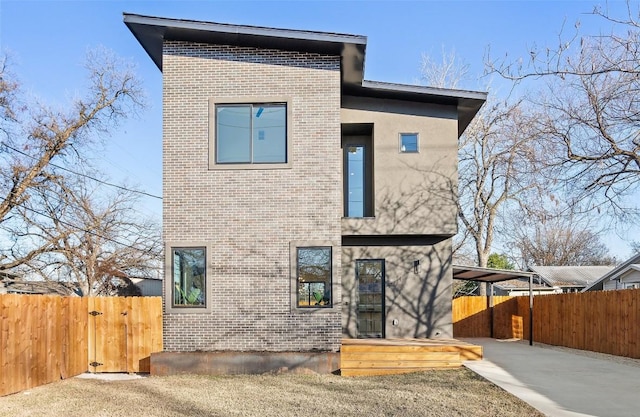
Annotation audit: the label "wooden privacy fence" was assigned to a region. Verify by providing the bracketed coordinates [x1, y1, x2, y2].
[453, 296, 529, 340]
[1, 294, 162, 397]
[453, 290, 640, 359]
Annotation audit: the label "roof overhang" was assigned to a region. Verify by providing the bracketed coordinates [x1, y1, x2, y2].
[453, 265, 534, 283]
[345, 81, 487, 136]
[124, 13, 487, 137]
[123, 13, 367, 85]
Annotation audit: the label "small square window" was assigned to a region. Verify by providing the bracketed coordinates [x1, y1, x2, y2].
[400, 133, 419, 153]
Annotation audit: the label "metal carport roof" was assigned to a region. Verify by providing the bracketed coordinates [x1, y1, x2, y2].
[452, 265, 535, 345]
[453, 265, 534, 283]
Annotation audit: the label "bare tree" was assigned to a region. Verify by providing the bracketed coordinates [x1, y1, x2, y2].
[457, 97, 543, 268]
[420, 49, 546, 269]
[510, 210, 615, 267]
[6, 174, 161, 296]
[420, 47, 470, 89]
[0, 48, 145, 274]
[0, 48, 143, 227]
[487, 3, 640, 222]
[0, 54, 20, 126]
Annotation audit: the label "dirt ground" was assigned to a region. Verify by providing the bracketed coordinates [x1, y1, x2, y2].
[0, 368, 543, 417]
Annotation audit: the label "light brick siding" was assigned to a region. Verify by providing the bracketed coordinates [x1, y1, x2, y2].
[162, 42, 342, 352]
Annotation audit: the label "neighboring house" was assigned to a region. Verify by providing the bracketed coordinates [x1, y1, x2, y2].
[124, 14, 486, 370]
[582, 253, 640, 292]
[0, 271, 158, 296]
[493, 278, 561, 296]
[530, 265, 615, 293]
[0, 271, 21, 294]
[130, 277, 162, 296]
[0, 271, 77, 295]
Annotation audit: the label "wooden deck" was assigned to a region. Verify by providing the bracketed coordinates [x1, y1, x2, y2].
[340, 338, 483, 376]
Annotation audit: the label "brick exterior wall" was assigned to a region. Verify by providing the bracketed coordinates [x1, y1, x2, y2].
[162, 41, 342, 352]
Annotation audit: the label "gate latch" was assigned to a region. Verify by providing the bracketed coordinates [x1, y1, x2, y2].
[89, 361, 103, 367]
[89, 311, 103, 316]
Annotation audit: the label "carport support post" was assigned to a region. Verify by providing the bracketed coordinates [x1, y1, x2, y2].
[489, 283, 494, 338]
[529, 274, 533, 346]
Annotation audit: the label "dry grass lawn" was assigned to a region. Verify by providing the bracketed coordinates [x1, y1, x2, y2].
[0, 368, 543, 417]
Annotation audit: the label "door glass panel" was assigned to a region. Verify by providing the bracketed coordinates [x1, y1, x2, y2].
[356, 259, 384, 338]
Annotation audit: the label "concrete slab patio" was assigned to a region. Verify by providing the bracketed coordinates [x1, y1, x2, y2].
[463, 338, 640, 417]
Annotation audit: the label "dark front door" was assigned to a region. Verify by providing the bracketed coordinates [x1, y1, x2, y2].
[356, 259, 385, 338]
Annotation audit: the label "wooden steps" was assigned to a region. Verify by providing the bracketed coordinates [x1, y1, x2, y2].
[340, 338, 482, 377]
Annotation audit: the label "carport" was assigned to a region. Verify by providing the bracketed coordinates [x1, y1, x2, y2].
[452, 265, 535, 345]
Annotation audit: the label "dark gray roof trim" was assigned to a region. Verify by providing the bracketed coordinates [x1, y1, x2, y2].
[123, 13, 486, 134]
[362, 80, 487, 101]
[348, 81, 487, 137]
[123, 13, 366, 84]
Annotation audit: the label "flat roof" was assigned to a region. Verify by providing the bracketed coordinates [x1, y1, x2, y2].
[453, 265, 534, 283]
[123, 13, 487, 135]
[123, 13, 367, 85]
[349, 81, 486, 136]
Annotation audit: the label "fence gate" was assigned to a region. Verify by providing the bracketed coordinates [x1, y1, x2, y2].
[87, 297, 162, 373]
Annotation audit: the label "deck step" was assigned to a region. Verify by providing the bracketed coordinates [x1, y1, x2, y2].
[340, 341, 470, 377]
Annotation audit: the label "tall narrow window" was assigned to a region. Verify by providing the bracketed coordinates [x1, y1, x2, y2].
[172, 247, 206, 308]
[297, 247, 332, 308]
[346, 145, 365, 217]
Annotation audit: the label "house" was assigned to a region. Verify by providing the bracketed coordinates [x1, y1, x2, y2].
[582, 253, 640, 291]
[529, 265, 615, 293]
[0, 271, 78, 295]
[124, 13, 486, 374]
[130, 277, 162, 296]
[493, 278, 561, 296]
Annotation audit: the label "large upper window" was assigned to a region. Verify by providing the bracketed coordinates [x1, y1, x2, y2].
[172, 247, 206, 308]
[296, 247, 332, 308]
[216, 104, 287, 164]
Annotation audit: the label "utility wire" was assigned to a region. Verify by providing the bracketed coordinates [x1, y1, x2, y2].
[0, 155, 160, 251]
[1, 141, 162, 200]
[19, 202, 160, 255]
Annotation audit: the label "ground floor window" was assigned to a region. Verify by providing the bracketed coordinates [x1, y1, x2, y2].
[296, 247, 332, 308]
[172, 247, 206, 308]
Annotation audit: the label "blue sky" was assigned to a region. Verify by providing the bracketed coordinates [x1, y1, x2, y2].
[0, 0, 637, 258]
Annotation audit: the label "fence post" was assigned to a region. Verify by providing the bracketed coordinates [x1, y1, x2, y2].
[529, 274, 533, 346]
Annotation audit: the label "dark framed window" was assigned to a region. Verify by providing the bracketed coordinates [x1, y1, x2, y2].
[343, 136, 373, 218]
[172, 247, 206, 308]
[296, 247, 332, 308]
[400, 133, 419, 153]
[216, 103, 287, 164]
[346, 145, 365, 217]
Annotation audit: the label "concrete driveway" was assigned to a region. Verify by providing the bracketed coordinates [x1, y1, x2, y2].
[462, 338, 640, 417]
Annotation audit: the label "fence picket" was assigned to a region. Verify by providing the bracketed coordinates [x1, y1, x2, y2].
[454, 292, 640, 360]
[1, 295, 162, 397]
